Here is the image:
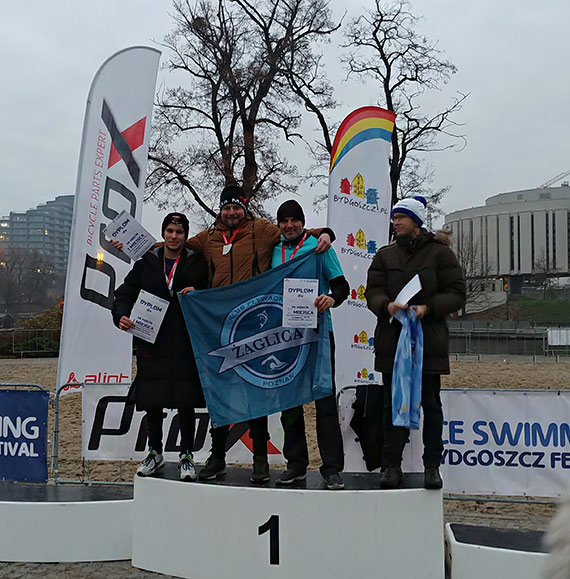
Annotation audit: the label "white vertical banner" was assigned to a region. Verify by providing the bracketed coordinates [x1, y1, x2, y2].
[57, 47, 161, 403]
[327, 106, 395, 389]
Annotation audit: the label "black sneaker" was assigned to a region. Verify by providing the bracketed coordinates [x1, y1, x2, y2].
[379, 467, 403, 489]
[424, 467, 443, 489]
[325, 472, 345, 490]
[250, 456, 270, 484]
[198, 455, 226, 480]
[276, 469, 307, 486]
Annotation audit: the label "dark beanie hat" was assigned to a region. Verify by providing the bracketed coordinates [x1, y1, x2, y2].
[161, 212, 189, 238]
[219, 185, 248, 212]
[276, 200, 305, 225]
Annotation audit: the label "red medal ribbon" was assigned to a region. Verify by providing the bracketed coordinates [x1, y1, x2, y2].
[282, 232, 308, 263]
[222, 228, 242, 246]
[164, 255, 180, 291]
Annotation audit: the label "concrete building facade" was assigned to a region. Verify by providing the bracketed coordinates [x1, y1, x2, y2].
[444, 185, 570, 293]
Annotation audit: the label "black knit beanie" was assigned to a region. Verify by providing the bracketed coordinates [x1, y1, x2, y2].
[161, 212, 189, 238]
[276, 200, 305, 225]
[219, 185, 248, 212]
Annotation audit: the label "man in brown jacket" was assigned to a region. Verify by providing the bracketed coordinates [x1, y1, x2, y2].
[365, 196, 465, 490]
[190, 185, 333, 483]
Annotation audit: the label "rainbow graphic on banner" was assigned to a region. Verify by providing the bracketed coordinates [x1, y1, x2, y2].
[329, 106, 396, 174]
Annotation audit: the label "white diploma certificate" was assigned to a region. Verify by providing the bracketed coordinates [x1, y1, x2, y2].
[395, 273, 422, 305]
[390, 273, 423, 323]
[105, 210, 156, 261]
[282, 278, 319, 328]
[128, 290, 169, 344]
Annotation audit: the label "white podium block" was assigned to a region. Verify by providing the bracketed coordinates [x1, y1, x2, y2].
[0, 483, 133, 562]
[132, 466, 444, 579]
[445, 523, 547, 579]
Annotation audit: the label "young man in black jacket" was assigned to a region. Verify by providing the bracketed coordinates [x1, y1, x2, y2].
[112, 213, 208, 481]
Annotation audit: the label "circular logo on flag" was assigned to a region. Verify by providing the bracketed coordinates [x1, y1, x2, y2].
[217, 294, 315, 389]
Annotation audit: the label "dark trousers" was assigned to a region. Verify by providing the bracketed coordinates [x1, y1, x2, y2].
[381, 373, 443, 469]
[280, 333, 344, 477]
[146, 407, 196, 456]
[209, 416, 270, 458]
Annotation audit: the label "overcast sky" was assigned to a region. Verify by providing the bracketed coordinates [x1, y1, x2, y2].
[2, 0, 568, 235]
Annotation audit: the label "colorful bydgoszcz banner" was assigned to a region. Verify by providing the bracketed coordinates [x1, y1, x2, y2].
[0, 389, 49, 483]
[327, 106, 396, 391]
[57, 47, 160, 406]
[340, 387, 570, 498]
[178, 252, 333, 428]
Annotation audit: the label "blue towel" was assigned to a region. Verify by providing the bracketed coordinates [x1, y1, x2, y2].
[392, 308, 424, 429]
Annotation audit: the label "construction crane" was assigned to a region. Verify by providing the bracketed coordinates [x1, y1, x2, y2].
[538, 169, 570, 188]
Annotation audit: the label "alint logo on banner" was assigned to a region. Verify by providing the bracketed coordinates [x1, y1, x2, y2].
[65, 370, 130, 390]
[208, 294, 318, 389]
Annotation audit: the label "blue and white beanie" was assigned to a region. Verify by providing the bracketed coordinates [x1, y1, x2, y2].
[391, 196, 427, 227]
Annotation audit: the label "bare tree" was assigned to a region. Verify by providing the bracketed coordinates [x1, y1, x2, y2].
[453, 232, 496, 316]
[148, 0, 467, 222]
[533, 249, 559, 299]
[147, 0, 339, 219]
[341, 0, 468, 208]
[0, 248, 56, 310]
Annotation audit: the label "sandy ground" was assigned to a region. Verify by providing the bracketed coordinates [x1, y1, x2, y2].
[1, 358, 568, 532]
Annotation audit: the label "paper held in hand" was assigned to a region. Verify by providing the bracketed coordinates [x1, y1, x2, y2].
[105, 210, 156, 261]
[282, 278, 319, 328]
[129, 290, 169, 344]
[395, 274, 422, 305]
[390, 274, 422, 322]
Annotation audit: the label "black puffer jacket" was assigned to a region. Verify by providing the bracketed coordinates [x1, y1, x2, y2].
[365, 230, 465, 375]
[112, 246, 209, 410]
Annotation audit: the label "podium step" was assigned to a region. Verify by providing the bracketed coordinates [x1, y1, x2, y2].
[151, 462, 426, 490]
[133, 466, 444, 579]
[0, 482, 133, 562]
[445, 523, 547, 579]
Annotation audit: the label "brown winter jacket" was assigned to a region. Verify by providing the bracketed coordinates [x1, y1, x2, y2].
[187, 215, 331, 288]
[365, 230, 465, 375]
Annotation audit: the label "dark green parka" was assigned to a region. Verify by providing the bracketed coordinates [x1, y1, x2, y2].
[365, 230, 466, 375]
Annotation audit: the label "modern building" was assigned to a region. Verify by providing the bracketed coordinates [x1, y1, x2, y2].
[444, 185, 570, 293]
[0, 195, 74, 274]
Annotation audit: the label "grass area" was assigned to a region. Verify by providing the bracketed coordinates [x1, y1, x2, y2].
[508, 296, 570, 324]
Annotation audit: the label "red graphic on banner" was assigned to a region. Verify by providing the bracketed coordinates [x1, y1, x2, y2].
[108, 117, 147, 168]
[240, 430, 281, 455]
[63, 371, 81, 391]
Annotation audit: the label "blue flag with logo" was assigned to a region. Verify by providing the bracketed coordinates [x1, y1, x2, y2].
[0, 389, 49, 483]
[178, 251, 332, 427]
